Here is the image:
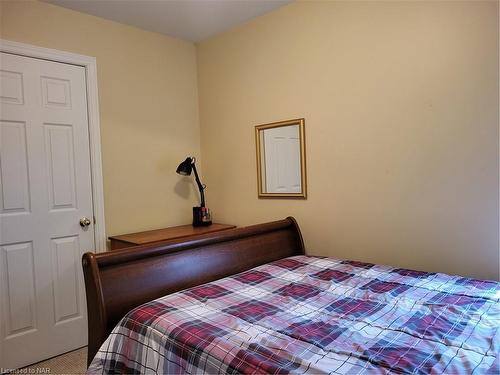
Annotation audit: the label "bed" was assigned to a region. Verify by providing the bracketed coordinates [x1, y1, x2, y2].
[83, 217, 499, 374]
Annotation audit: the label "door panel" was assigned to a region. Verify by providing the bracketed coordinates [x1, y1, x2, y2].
[0, 52, 94, 369]
[2, 241, 36, 336]
[0, 70, 24, 105]
[41, 76, 72, 109]
[44, 124, 77, 210]
[0, 121, 30, 213]
[51, 235, 82, 324]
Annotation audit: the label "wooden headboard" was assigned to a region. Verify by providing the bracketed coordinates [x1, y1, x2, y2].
[82, 217, 305, 365]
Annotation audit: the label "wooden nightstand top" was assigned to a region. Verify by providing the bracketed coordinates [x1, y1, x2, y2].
[108, 223, 236, 250]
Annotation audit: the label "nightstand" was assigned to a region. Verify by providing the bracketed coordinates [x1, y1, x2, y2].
[108, 223, 237, 250]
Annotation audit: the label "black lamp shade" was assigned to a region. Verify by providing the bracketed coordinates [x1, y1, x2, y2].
[176, 157, 193, 176]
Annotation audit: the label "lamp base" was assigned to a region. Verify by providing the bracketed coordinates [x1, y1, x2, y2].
[192, 207, 212, 227]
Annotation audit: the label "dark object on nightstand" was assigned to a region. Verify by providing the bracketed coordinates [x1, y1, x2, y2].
[108, 223, 236, 250]
[176, 156, 212, 226]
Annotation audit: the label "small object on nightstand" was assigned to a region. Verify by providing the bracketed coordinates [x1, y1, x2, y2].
[193, 206, 211, 226]
[108, 223, 236, 250]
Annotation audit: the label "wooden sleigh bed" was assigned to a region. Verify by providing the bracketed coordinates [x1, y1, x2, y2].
[82, 217, 305, 366]
[83, 217, 499, 374]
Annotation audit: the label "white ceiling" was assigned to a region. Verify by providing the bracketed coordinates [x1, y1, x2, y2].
[45, 0, 292, 42]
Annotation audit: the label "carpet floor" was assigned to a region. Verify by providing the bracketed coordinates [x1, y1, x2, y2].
[21, 347, 87, 374]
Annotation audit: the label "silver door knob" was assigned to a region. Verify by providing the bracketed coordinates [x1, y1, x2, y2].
[79, 217, 92, 228]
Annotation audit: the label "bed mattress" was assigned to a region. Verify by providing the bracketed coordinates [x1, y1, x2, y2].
[88, 255, 499, 374]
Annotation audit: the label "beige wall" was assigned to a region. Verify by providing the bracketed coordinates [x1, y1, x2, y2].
[1, 0, 498, 279]
[1, 0, 201, 239]
[198, 1, 499, 280]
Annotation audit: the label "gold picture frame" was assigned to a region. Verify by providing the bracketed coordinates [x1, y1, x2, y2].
[255, 118, 307, 199]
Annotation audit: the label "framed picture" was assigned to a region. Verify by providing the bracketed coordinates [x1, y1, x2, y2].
[255, 118, 307, 198]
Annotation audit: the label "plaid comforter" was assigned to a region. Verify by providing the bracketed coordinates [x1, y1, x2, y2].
[88, 256, 499, 374]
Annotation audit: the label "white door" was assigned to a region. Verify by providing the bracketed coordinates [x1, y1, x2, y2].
[263, 124, 301, 193]
[0, 52, 94, 369]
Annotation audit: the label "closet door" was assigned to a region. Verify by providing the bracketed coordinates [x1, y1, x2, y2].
[1, 52, 94, 369]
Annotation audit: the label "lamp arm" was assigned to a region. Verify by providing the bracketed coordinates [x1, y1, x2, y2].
[191, 163, 206, 207]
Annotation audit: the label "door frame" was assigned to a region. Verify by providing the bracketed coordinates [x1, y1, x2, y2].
[0, 39, 106, 252]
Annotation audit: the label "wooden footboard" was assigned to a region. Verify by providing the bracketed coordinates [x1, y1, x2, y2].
[82, 217, 305, 366]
